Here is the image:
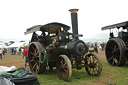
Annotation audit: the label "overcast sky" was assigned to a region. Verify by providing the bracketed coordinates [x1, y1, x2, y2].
[0, 0, 128, 42]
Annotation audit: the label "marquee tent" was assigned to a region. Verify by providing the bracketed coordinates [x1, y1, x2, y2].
[7, 42, 28, 48]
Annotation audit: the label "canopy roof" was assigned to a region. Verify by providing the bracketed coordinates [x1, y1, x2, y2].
[101, 21, 128, 31]
[24, 22, 70, 35]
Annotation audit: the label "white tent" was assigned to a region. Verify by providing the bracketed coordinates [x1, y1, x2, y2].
[7, 42, 28, 48]
[0, 42, 7, 48]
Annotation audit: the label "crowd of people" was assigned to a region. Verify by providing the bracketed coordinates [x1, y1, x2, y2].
[11, 48, 21, 55]
[86, 42, 106, 53]
[11, 47, 28, 67]
[0, 48, 7, 59]
[0, 46, 28, 67]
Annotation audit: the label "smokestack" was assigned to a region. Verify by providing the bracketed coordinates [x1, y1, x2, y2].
[69, 9, 79, 35]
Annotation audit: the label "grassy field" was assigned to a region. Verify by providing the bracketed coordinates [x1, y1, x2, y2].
[1, 50, 128, 85]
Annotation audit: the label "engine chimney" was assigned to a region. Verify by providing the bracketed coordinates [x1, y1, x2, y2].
[69, 9, 79, 35]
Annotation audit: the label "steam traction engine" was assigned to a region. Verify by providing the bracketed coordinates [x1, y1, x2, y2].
[102, 21, 128, 66]
[24, 9, 102, 81]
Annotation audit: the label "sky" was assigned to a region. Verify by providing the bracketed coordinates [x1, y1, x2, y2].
[0, 0, 128, 43]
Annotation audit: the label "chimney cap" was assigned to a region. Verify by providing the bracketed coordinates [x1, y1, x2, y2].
[69, 9, 79, 13]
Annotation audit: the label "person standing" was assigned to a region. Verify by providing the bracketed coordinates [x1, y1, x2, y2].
[21, 48, 24, 59]
[101, 42, 105, 51]
[2, 48, 5, 55]
[0, 48, 3, 59]
[94, 43, 98, 53]
[23, 46, 28, 67]
[14, 48, 16, 55]
[19, 48, 21, 54]
[17, 48, 19, 55]
[11, 48, 14, 55]
[5, 48, 7, 55]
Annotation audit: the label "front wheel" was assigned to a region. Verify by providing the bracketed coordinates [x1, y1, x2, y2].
[85, 52, 102, 76]
[56, 55, 72, 81]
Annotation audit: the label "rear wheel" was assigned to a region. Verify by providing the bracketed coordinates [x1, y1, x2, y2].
[105, 38, 125, 66]
[56, 55, 72, 81]
[28, 42, 46, 74]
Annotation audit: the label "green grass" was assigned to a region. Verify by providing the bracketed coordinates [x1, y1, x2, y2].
[36, 68, 95, 85]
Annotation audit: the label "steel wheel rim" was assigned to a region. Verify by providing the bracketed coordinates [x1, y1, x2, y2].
[28, 43, 40, 73]
[56, 55, 72, 81]
[28, 42, 46, 74]
[59, 58, 68, 80]
[85, 54, 101, 76]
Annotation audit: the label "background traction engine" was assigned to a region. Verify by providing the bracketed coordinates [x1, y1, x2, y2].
[102, 21, 128, 66]
[24, 9, 102, 81]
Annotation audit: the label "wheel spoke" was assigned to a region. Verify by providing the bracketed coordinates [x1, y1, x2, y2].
[113, 45, 117, 51]
[91, 68, 93, 75]
[36, 51, 39, 56]
[95, 66, 98, 72]
[113, 58, 118, 63]
[30, 52, 36, 56]
[60, 59, 64, 66]
[32, 46, 36, 53]
[36, 56, 39, 58]
[32, 62, 37, 69]
[92, 68, 95, 75]
[112, 59, 115, 65]
[30, 56, 35, 61]
[112, 41, 116, 49]
[92, 55, 95, 63]
[31, 59, 34, 62]
[108, 55, 114, 61]
[36, 65, 39, 72]
[94, 61, 98, 64]
[63, 62, 67, 66]
[64, 70, 68, 73]
[37, 59, 39, 63]
[89, 56, 92, 63]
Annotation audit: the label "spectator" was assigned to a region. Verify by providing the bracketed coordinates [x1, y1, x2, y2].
[17, 48, 19, 55]
[21, 48, 24, 59]
[5, 48, 7, 54]
[101, 42, 105, 51]
[0, 48, 2, 59]
[2, 48, 5, 55]
[19, 48, 21, 54]
[91, 43, 94, 47]
[23, 46, 28, 67]
[14, 48, 16, 55]
[94, 43, 98, 53]
[11, 48, 14, 55]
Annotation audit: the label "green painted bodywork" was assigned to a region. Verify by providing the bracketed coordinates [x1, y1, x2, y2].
[48, 50, 59, 62]
[48, 42, 69, 62]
